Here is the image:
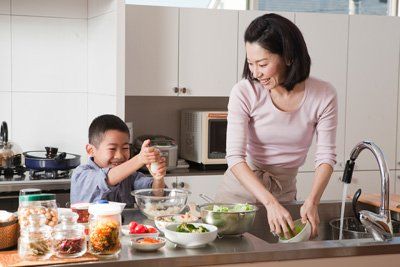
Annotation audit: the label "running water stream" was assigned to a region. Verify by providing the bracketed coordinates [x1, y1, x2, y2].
[339, 183, 349, 240]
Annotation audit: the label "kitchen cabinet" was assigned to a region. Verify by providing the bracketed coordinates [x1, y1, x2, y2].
[164, 176, 177, 189]
[395, 170, 400, 195]
[296, 170, 396, 202]
[170, 175, 224, 204]
[125, 5, 179, 96]
[345, 15, 400, 171]
[295, 13, 348, 173]
[125, 5, 237, 97]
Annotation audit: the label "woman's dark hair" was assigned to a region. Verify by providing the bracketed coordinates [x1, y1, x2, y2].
[89, 114, 129, 147]
[243, 13, 310, 91]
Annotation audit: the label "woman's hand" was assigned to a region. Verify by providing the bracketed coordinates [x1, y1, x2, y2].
[300, 200, 320, 238]
[266, 201, 295, 239]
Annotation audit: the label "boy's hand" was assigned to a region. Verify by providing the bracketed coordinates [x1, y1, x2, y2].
[138, 139, 161, 166]
[147, 157, 167, 180]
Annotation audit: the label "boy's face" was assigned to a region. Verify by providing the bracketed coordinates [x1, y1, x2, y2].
[86, 130, 130, 168]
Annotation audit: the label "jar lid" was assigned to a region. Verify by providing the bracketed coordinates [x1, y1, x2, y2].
[88, 203, 121, 216]
[71, 202, 90, 210]
[19, 193, 56, 202]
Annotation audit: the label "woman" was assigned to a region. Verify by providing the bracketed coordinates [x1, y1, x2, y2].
[216, 13, 337, 239]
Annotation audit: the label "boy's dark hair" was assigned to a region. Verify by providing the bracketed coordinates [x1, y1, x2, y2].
[89, 114, 129, 147]
[242, 13, 311, 91]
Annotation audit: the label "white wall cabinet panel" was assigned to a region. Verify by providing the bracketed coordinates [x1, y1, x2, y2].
[0, 92, 11, 132]
[88, 93, 116, 126]
[179, 8, 237, 97]
[296, 13, 348, 172]
[175, 175, 223, 204]
[296, 171, 344, 201]
[12, 0, 87, 18]
[347, 170, 396, 197]
[0, 15, 10, 92]
[0, 0, 10, 14]
[346, 15, 399, 170]
[164, 176, 176, 189]
[237, 11, 294, 82]
[125, 5, 178, 96]
[12, 92, 88, 158]
[395, 171, 400, 195]
[12, 16, 87, 93]
[88, 12, 116, 95]
[88, 0, 116, 18]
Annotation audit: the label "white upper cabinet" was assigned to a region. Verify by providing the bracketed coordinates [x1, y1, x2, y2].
[125, 5, 238, 97]
[296, 13, 348, 172]
[237, 11, 294, 82]
[125, 5, 179, 96]
[179, 8, 237, 97]
[11, 0, 87, 18]
[346, 15, 400, 170]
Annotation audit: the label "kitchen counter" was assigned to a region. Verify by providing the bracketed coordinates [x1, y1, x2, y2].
[50, 203, 400, 267]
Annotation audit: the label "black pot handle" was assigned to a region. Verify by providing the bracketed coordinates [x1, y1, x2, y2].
[352, 188, 362, 223]
[1, 121, 8, 143]
[55, 152, 67, 162]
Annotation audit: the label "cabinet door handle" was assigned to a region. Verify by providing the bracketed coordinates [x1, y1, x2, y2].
[173, 87, 179, 93]
[172, 182, 177, 188]
[179, 182, 185, 188]
[180, 87, 187, 94]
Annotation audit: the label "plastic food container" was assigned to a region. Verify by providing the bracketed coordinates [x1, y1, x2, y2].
[18, 214, 52, 260]
[18, 194, 58, 227]
[88, 203, 121, 258]
[53, 212, 87, 258]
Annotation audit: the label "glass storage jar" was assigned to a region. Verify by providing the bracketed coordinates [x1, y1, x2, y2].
[88, 203, 121, 258]
[18, 194, 58, 227]
[52, 212, 87, 258]
[18, 214, 52, 260]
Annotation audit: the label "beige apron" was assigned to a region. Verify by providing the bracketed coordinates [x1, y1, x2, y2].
[215, 160, 298, 204]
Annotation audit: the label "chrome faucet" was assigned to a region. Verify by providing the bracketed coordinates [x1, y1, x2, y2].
[342, 141, 393, 242]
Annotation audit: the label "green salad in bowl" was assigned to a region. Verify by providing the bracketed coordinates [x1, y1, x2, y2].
[212, 203, 255, 212]
[176, 223, 209, 233]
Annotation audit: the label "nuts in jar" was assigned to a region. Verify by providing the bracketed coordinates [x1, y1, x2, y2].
[18, 194, 58, 227]
[19, 206, 58, 227]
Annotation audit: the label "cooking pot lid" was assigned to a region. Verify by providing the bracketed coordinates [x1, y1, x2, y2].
[24, 151, 77, 160]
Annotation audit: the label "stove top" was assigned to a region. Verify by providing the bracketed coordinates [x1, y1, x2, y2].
[0, 166, 71, 182]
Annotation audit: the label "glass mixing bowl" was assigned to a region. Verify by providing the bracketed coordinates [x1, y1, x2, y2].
[131, 189, 190, 219]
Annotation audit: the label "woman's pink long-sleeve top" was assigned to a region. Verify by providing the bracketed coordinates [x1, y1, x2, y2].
[226, 77, 338, 170]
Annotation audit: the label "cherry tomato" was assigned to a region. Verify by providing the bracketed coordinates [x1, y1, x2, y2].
[147, 227, 157, 233]
[133, 224, 146, 234]
[129, 221, 138, 230]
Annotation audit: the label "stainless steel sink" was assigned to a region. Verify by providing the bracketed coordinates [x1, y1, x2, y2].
[248, 201, 399, 243]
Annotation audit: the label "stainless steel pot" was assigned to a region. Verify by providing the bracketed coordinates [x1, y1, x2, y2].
[198, 195, 258, 236]
[329, 217, 400, 240]
[0, 121, 23, 168]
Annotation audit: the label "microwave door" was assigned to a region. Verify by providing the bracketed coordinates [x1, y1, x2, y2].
[208, 119, 227, 161]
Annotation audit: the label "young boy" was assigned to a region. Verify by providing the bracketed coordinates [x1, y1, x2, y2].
[70, 114, 167, 207]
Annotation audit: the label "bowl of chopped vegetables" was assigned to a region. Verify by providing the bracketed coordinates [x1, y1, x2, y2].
[278, 219, 311, 243]
[154, 213, 199, 233]
[200, 203, 258, 236]
[164, 223, 217, 248]
[131, 237, 166, 251]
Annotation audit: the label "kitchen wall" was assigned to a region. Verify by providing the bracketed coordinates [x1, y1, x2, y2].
[0, 0, 124, 161]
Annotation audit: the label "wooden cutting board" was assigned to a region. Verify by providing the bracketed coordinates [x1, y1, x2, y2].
[0, 250, 98, 267]
[354, 193, 400, 213]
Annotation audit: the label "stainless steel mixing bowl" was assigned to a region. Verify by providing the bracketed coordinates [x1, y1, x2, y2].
[200, 203, 258, 236]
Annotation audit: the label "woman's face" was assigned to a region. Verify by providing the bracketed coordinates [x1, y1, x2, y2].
[245, 42, 286, 90]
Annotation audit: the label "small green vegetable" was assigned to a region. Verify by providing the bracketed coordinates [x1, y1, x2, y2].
[212, 203, 254, 212]
[176, 223, 209, 233]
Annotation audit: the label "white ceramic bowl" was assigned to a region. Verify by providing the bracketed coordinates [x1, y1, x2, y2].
[121, 225, 160, 240]
[131, 237, 166, 251]
[164, 223, 218, 248]
[278, 219, 311, 243]
[154, 214, 199, 233]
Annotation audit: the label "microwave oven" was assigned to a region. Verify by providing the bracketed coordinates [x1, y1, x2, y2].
[180, 110, 227, 165]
